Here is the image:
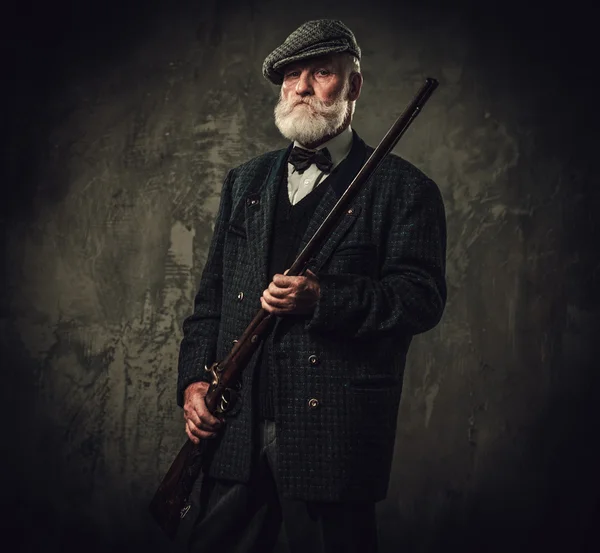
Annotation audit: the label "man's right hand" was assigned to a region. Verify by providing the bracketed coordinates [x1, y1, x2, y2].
[183, 381, 223, 444]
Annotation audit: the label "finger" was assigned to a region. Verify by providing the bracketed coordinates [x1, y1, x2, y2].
[305, 269, 318, 281]
[186, 420, 217, 443]
[186, 406, 222, 432]
[195, 408, 223, 431]
[263, 289, 293, 309]
[184, 406, 203, 429]
[185, 425, 200, 444]
[187, 419, 217, 440]
[281, 275, 309, 291]
[261, 296, 285, 315]
[268, 281, 292, 298]
[261, 296, 273, 313]
[272, 273, 295, 287]
[192, 397, 223, 428]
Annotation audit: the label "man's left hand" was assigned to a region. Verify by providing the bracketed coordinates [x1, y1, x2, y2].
[260, 269, 320, 315]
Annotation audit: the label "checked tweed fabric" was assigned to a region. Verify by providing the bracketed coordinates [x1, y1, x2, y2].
[262, 19, 361, 85]
[177, 134, 447, 502]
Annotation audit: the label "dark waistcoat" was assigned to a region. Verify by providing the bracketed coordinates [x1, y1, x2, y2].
[258, 170, 330, 419]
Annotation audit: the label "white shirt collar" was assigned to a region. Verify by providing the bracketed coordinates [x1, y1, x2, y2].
[292, 125, 353, 169]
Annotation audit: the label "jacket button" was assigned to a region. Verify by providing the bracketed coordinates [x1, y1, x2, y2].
[308, 398, 320, 409]
[308, 355, 319, 366]
[237, 291, 244, 302]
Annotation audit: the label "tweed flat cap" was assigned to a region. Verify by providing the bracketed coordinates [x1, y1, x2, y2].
[263, 19, 361, 85]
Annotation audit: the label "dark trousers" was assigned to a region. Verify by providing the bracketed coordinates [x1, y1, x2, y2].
[180, 420, 378, 553]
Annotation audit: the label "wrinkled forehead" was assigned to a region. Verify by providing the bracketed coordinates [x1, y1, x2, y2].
[281, 53, 343, 73]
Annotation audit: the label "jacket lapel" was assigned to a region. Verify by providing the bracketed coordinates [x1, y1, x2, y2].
[245, 145, 291, 288]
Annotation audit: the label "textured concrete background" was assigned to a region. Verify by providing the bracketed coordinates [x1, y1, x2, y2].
[2, 0, 599, 551]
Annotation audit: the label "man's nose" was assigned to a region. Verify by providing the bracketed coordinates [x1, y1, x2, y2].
[295, 70, 313, 96]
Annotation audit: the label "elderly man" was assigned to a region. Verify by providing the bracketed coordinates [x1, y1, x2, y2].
[176, 19, 446, 553]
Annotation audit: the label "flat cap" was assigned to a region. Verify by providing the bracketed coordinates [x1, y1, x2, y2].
[263, 19, 361, 85]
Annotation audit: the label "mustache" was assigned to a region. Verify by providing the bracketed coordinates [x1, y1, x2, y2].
[292, 98, 317, 106]
[286, 98, 319, 111]
[279, 96, 338, 117]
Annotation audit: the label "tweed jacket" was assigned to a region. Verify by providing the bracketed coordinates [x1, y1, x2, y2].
[177, 132, 447, 502]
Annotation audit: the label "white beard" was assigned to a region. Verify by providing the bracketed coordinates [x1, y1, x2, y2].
[274, 82, 353, 146]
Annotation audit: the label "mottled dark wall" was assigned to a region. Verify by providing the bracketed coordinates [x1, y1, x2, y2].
[2, 0, 599, 552]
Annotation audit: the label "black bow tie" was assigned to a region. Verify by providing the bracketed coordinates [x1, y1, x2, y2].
[288, 146, 333, 174]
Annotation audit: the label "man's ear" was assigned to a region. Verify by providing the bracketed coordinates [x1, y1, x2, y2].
[348, 72, 363, 102]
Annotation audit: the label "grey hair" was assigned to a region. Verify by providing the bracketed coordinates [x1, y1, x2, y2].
[340, 54, 361, 118]
[342, 54, 361, 76]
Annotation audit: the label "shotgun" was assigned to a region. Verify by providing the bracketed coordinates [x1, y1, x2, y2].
[149, 77, 439, 539]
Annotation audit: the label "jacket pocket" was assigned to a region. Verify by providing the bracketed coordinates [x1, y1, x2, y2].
[326, 242, 378, 276]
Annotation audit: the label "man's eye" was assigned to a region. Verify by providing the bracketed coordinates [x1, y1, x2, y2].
[316, 69, 331, 76]
[285, 71, 300, 79]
